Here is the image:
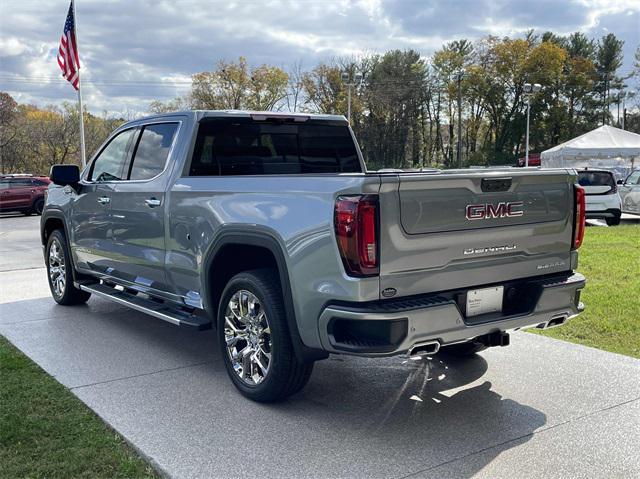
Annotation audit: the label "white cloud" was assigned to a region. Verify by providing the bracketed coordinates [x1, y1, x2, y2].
[0, 37, 29, 57]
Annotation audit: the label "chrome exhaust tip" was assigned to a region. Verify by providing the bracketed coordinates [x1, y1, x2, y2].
[408, 340, 440, 356]
[540, 314, 569, 330]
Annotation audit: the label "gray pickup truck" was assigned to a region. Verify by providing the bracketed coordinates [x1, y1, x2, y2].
[41, 110, 586, 402]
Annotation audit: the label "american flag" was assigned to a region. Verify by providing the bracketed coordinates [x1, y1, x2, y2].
[57, 1, 80, 90]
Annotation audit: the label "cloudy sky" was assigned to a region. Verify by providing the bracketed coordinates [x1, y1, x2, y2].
[1, 0, 638, 115]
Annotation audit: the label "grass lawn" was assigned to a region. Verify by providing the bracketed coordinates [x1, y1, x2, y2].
[0, 336, 157, 478]
[533, 222, 640, 358]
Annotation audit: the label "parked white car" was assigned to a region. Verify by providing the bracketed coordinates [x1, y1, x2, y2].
[618, 169, 640, 216]
[577, 169, 622, 226]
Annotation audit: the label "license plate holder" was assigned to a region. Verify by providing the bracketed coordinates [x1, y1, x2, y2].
[465, 286, 504, 317]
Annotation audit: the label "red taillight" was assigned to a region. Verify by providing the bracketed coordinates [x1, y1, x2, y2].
[573, 185, 586, 249]
[334, 195, 379, 276]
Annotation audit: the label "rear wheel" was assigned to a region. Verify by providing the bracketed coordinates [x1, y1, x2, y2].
[32, 197, 45, 215]
[46, 230, 91, 305]
[439, 340, 487, 357]
[605, 213, 621, 226]
[218, 269, 313, 402]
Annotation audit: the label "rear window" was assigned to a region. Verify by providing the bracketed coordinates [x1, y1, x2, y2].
[189, 120, 361, 176]
[8, 179, 32, 187]
[577, 171, 615, 188]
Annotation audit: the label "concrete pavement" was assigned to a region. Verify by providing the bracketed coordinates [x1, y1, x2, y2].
[1, 214, 639, 478]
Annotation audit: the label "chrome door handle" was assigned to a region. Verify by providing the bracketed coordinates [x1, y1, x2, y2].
[145, 198, 161, 208]
[97, 196, 110, 205]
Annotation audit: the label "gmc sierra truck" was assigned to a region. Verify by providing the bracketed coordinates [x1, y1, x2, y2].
[41, 110, 586, 402]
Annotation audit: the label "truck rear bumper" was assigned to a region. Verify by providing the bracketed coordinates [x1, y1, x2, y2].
[317, 272, 585, 357]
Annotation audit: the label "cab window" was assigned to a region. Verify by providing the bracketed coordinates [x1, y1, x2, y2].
[89, 129, 136, 182]
[127, 123, 178, 180]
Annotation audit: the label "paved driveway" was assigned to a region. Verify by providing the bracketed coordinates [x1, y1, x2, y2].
[1, 214, 639, 478]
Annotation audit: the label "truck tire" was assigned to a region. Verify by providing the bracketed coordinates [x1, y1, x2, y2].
[46, 229, 91, 305]
[217, 269, 314, 402]
[439, 340, 487, 357]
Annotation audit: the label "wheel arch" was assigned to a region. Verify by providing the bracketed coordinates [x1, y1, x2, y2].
[41, 209, 69, 246]
[201, 226, 327, 362]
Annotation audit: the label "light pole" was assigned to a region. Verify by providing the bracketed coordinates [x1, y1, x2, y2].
[455, 70, 464, 168]
[341, 71, 362, 124]
[523, 83, 541, 167]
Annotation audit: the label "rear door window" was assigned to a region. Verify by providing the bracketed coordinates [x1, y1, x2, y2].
[9, 179, 32, 188]
[128, 123, 178, 180]
[189, 120, 361, 176]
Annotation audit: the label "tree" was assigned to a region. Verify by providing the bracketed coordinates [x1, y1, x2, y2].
[23, 104, 79, 169]
[148, 97, 190, 114]
[362, 50, 427, 168]
[432, 40, 474, 166]
[596, 33, 624, 125]
[189, 57, 288, 111]
[300, 63, 346, 115]
[0, 92, 20, 173]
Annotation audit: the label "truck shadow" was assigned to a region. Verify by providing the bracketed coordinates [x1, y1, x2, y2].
[280, 353, 547, 477]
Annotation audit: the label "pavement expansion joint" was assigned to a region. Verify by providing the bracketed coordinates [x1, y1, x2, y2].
[70, 360, 217, 391]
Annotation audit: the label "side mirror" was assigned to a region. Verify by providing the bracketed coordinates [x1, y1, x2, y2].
[50, 164, 80, 186]
[617, 179, 624, 185]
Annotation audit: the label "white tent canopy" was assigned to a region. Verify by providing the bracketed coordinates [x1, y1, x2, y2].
[541, 125, 640, 178]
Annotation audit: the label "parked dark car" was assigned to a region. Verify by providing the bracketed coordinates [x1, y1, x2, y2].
[0, 174, 51, 215]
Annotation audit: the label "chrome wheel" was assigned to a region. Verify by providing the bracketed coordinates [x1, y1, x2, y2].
[224, 290, 272, 385]
[48, 239, 66, 298]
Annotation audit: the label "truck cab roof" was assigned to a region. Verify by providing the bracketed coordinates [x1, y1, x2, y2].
[123, 110, 347, 130]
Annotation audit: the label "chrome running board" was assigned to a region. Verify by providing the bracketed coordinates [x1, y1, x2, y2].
[79, 282, 212, 330]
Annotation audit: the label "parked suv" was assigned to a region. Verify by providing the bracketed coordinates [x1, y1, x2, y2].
[0, 174, 50, 215]
[618, 169, 640, 216]
[577, 169, 622, 226]
[41, 111, 586, 402]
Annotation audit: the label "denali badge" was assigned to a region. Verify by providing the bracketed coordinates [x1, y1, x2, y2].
[464, 244, 517, 255]
[537, 261, 566, 270]
[466, 201, 524, 220]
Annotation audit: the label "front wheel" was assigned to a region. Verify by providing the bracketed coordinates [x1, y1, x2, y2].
[218, 269, 313, 402]
[46, 230, 91, 305]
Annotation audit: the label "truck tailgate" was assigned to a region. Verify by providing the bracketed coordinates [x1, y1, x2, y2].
[377, 169, 576, 298]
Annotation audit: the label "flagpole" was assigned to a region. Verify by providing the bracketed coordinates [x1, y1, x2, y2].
[72, 0, 86, 167]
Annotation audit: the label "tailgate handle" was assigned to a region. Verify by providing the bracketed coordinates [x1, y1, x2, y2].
[481, 177, 512, 192]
